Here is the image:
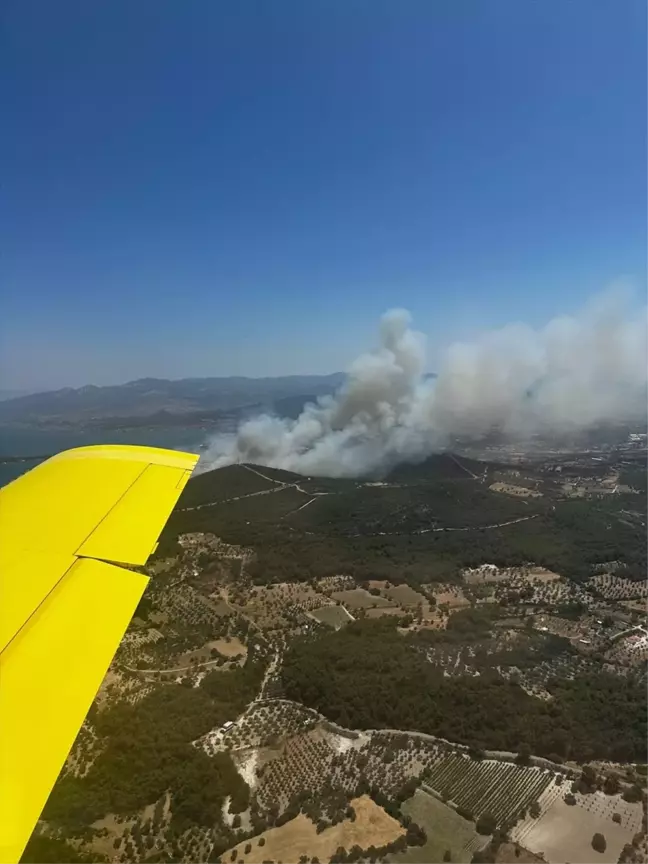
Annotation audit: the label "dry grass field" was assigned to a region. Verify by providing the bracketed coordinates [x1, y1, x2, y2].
[224, 795, 404, 863]
[513, 786, 643, 864]
[382, 584, 428, 607]
[527, 567, 562, 583]
[494, 843, 544, 863]
[310, 604, 354, 628]
[210, 636, 247, 658]
[431, 585, 471, 607]
[387, 789, 479, 864]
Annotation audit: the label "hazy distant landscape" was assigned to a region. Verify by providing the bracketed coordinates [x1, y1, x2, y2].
[0, 375, 343, 486]
[0, 373, 345, 429]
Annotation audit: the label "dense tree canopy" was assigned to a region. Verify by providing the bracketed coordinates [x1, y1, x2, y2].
[20, 837, 105, 863]
[281, 619, 647, 761]
[43, 662, 262, 831]
[159, 460, 646, 584]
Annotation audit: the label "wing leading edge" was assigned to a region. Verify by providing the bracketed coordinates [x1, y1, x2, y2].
[0, 445, 199, 862]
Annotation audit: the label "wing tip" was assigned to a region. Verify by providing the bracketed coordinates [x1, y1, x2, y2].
[49, 444, 200, 470]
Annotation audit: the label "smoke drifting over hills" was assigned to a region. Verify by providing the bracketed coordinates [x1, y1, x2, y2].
[200, 292, 647, 477]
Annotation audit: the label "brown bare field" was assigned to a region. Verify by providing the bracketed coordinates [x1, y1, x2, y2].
[210, 636, 247, 658]
[89, 812, 135, 859]
[89, 793, 171, 860]
[332, 588, 394, 609]
[489, 481, 542, 498]
[517, 792, 643, 864]
[225, 795, 404, 864]
[527, 567, 561, 583]
[382, 584, 427, 607]
[495, 843, 544, 863]
[621, 599, 648, 613]
[369, 579, 390, 590]
[431, 586, 470, 608]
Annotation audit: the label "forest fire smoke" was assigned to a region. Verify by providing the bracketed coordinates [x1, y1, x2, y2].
[199, 291, 647, 477]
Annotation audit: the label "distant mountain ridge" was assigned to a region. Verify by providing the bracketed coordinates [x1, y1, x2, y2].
[0, 374, 345, 428]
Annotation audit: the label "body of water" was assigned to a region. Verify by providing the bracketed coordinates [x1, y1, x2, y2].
[0, 426, 206, 487]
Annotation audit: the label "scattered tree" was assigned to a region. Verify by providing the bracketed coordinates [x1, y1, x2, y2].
[604, 773, 621, 795]
[516, 744, 531, 766]
[591, 833, 606, 854]
[623, 784, 643, 803]
[476, 813, 497, 836]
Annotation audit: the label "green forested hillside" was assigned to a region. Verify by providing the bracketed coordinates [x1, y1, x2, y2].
[281, 619, 647, 762]
[43, 663, 262, 832]
[159, 458, 646, 583]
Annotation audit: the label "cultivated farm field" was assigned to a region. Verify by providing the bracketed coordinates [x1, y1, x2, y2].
[382, 584, 428, 607]
[310, 605, 354, 628]
[424, 756, 553, 827]
[589, 573, 648, 600]
[332, 588, 394, 609]
[388, 788, 482, 864]
[366, 606, 408, 618]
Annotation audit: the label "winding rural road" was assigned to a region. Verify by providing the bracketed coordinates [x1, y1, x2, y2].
[178, 462, 331, 511]
[179, 461, 540, 538]
[350, 513, 540, 538]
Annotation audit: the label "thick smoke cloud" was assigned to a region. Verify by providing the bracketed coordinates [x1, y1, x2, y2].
[199, 292, 647, 478]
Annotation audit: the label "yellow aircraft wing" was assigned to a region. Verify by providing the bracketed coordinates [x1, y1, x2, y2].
[0, 444, 199, 863]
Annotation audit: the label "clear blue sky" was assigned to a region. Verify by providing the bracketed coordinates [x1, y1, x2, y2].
[2, 0, 646, 390]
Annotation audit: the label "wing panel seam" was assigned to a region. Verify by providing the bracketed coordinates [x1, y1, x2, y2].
[72, 463, 150, 557]
[0, 559, 77, 659]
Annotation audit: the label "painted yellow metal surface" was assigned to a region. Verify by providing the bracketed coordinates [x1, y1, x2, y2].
[0, 444, 199, 863]
[0, 550, 77, 654]
[78, 464, 194, 564]
[0, 558, 148, 863]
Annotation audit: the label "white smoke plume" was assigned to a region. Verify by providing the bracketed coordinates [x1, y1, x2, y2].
[199, 291, 647, 478]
